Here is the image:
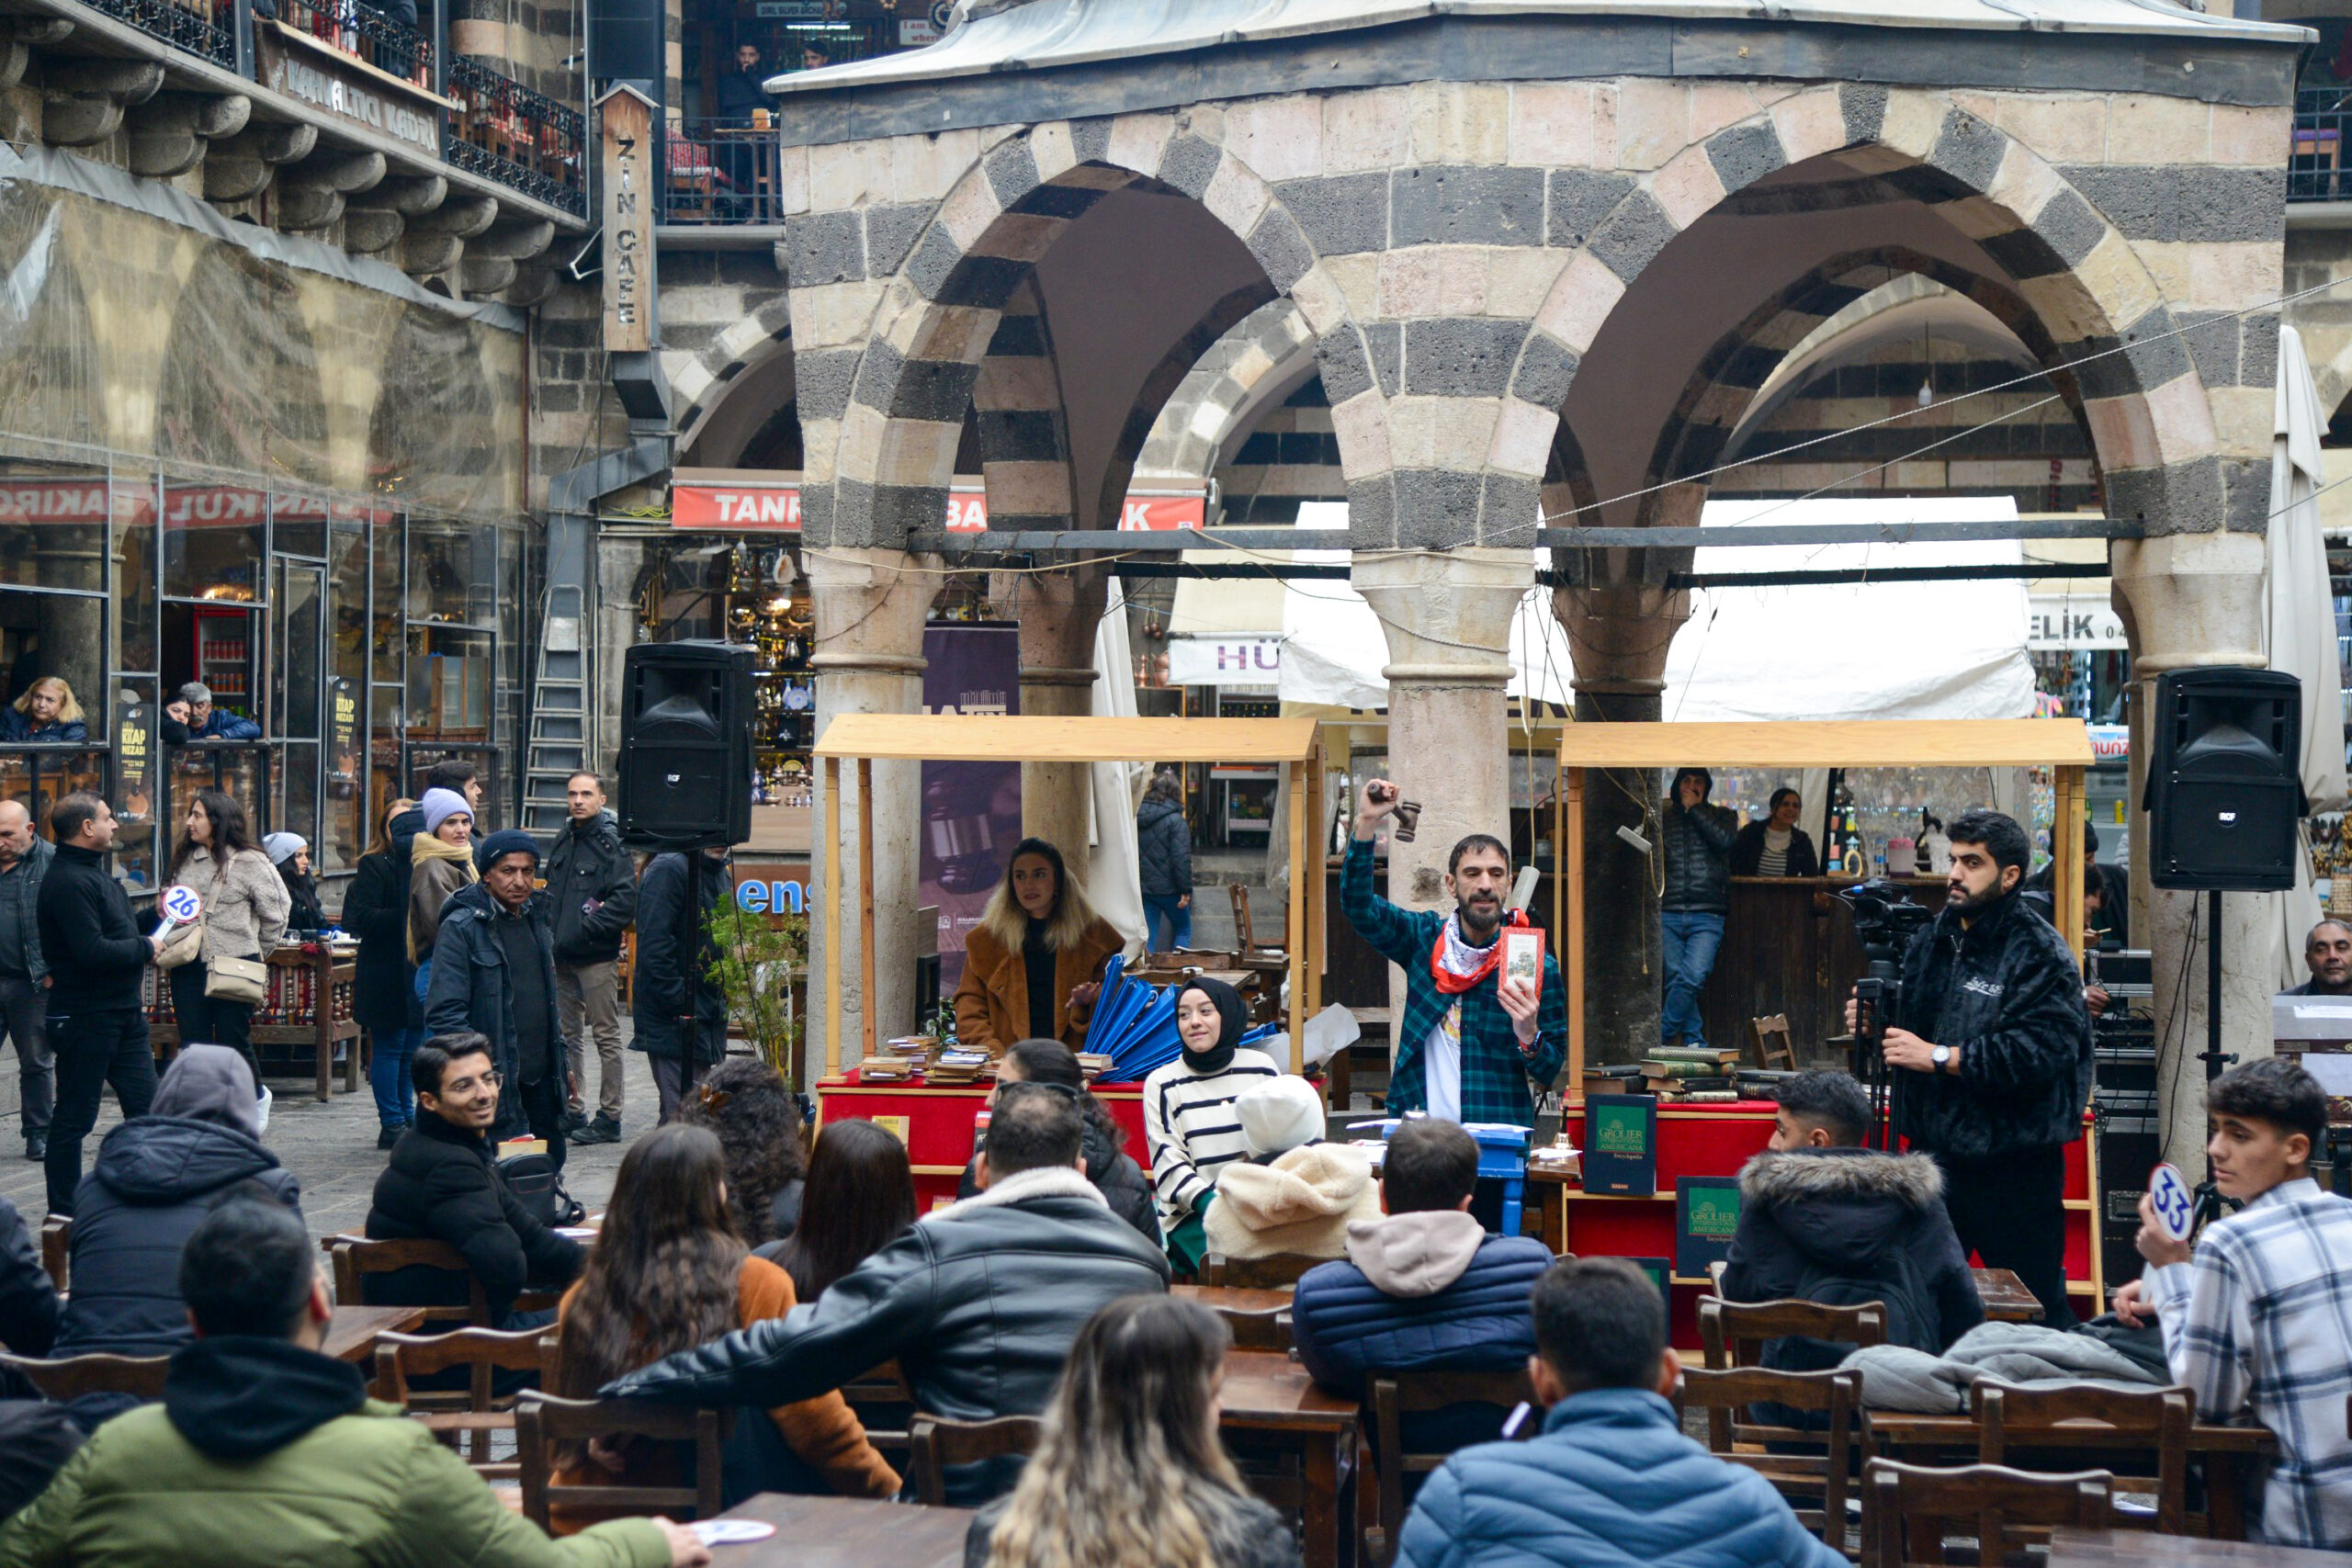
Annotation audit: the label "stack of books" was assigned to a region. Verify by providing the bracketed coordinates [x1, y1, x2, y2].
[926, 1049, 993, 1086]
[1583, 1062, 1652, 1095]
[854, 1055, 915, 1082]
[1640, 1046, 1741, 1103]
[1074, 1053, 1114, 1082]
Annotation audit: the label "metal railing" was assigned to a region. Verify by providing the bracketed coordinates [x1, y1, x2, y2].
[81, 0, 234, 67]
[269, 0, 430, 88]
[2291, 86, 2352, 203]
[660, 115, 786, 225]
[446, 54, 588, 218]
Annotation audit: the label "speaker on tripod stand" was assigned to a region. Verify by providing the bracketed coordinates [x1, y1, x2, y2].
[2143, 666, 2305, 1224]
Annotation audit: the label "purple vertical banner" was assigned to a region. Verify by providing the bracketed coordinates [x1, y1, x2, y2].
[922, 625, 1022, 994]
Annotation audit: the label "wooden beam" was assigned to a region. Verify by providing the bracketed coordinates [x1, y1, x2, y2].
[824, 754, 842, 1081]
[1566, 766, 1586, 1104]
[1287, 757, 1306, 1076]
[858, 757, 877, 1066]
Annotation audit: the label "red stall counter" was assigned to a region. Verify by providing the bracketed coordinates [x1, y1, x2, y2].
[1537, 1102, 2104, 1350]
[814, 1073, 1150, 1211]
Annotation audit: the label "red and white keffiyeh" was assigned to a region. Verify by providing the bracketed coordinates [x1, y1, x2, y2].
[1428, 908, 1525, 996]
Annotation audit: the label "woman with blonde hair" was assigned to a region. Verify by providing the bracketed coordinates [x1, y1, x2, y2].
[345, 795, 423, 1146]
[952, 837, 1123, 1055]
[0, 677, 85, 743]
[964, 1293, 1297, 1568]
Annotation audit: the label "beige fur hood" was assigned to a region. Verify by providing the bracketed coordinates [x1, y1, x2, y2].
[1204, 1143, 1381, 1261]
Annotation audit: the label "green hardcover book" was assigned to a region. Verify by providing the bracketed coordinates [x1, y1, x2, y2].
[1647, 1046, 1740, 1066]
[1629, 1257, 1673, 1307]
[1676, 1176, 1743, 1277]
[1639, 1059, 1728, 1078]
[1582, 1093, 1657, 1197]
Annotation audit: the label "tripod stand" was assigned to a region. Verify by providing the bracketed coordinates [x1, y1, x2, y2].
[2189, 887, 2239, 1232]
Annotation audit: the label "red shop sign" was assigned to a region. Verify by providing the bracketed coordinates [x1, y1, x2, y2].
[670, 475, 1206, 534]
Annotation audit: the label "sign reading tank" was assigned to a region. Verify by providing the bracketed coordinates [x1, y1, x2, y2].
[266, 51, 440, 154]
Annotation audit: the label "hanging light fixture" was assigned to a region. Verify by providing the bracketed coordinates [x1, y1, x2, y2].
[1917, 319, 1933, 408]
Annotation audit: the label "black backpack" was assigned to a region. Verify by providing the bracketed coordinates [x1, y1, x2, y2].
[496, 1149, 586, 1229]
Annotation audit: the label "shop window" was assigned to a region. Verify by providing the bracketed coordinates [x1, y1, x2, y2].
[0, 586, 104, 746]
[407, 515, 493, 626]
[0, 750, 112, 871]
[164, 748, 270, 874]
[371, 513, 403, 684]
[0, 459, 108, 594]
[162, 482, 266, 604]
[161, 604, 261, 729]
[114, 675, 159, 893]
[323, 522, 371, 876]
[271, 493, 328, 559]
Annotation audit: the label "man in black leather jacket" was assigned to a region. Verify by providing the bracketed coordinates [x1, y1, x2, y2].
[604, 1082, 1169, 1503]
[1846, 809, 2092, 1328]
[545, 778, 636, 1146]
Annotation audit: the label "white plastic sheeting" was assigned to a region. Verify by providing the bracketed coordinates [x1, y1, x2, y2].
[1659, 497, 2038, 723]
[1088, 576, 1148, 958]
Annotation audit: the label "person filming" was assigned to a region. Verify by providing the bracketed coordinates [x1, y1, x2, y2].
[1843, 808, 2092, 1326]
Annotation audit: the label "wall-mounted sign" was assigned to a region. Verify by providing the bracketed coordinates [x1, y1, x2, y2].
[899, 17, 940, 44]
[1167, 637, 1282, 687]
[753, 0, 831, 16]
[2028, 594, 2126, 651]
[256, 23, 447, 156]
[597, 84, 659, 355]
[670, 472, 1208, 534]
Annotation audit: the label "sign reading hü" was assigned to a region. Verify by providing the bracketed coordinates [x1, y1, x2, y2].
[598, 85, 659, 355]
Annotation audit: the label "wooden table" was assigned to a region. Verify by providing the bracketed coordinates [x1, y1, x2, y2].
[1219, 1349, 1359, 1568]
[704, 1493, 973, 1568]
[1973, 1267, 2043, 1322]
[2050, 1527, 2346, 1566]
[1865, 1411, 2275, 1540]
[1174, 1284, 1294, 1349]
[322, 1304, 426, 1364]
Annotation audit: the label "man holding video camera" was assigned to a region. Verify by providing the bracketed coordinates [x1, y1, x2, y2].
[1845, 808, 2094, 1326]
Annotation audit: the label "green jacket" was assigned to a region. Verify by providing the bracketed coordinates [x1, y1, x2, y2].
[0, 1394, 670, 1568]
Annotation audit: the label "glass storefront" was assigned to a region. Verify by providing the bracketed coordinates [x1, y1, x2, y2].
[0, 446, 529, 904]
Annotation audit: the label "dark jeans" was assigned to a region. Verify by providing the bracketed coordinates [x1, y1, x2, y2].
[514, 1072, 568, 1171]
[0, 975, 52, 1137]
[44, 1007, 156, 1213]
[1143, 894, 1192, 953]
[168, 960, 259, 1089]
[650, 1053, 711, 1125]
[1931, 1142, 2075, 1330]
[368, 1025, 422, 1130]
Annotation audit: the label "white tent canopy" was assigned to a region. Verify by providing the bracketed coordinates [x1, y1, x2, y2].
[1167, 498, 2036, 721]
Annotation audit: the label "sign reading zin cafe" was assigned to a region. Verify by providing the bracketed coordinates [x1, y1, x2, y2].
[598, 85, 659, 355]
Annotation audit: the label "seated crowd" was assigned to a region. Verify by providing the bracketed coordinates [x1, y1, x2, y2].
[0, 1018, 2346, 1562]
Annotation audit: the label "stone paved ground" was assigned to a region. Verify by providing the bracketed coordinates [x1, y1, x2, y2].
[0, 1028, 665, 1237]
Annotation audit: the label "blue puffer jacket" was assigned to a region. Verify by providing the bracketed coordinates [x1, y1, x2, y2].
[1292, 1215, 1550, 1399]
[1395, 1388, 1847, 1568]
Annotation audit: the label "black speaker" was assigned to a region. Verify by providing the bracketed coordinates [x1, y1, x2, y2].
[2145, 666, 2302, 892]
[617, 640, 755, 851]
[587, 0, 664, 89]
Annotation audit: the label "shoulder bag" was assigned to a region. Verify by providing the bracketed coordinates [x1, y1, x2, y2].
[204, 953, 269, 1005]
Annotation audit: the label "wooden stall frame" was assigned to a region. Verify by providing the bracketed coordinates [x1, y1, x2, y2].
[812, 714, 1326, 1079]
[1554, 717, 2101, 1294]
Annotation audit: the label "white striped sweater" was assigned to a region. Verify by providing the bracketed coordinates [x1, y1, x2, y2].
[1142, 1048, 1284, 1231]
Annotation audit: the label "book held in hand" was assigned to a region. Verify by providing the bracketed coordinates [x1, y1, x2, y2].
[1501, 927, 1545, 988]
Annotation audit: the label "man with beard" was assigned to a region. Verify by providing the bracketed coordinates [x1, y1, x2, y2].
[1845, 808, 2092, 1326]
[1343, 780, 1565, 1128]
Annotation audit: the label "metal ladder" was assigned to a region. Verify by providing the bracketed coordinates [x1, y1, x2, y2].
[521, 514, 594, 837]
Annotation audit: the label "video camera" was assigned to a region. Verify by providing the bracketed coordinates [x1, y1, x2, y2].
[1837, 878, 1933, 1148]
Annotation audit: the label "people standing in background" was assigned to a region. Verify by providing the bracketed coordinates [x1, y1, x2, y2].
[0, 678, 85, 745]
[547, 773, 635, 1147]
[2285, 918, 2352, 998]
[345, 795, 424, 1150]
[405, 788, 477, 1002]
[1659, 767, 1736, 1049]
[0, 801, 55, 1163]
[164, 790, 289, 1093]
[1729, 788, 1820, 878]
[38, 793, 164, 1214]
[422, 760, 486, 823]
[1136, 773, 1194, 954]
[265, 833, 325, 933]
[632, 846, 729, 1125]
[425, 832, 568, 1162]
[159, 682, 260, 743]
[954, 838, 1125, 1055]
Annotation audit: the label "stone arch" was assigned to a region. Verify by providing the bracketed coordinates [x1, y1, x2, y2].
[805, 117, 1387, 547]
[670, 291, 795, 445]
[1134, 297, 1319, 484]
[1520, 82, 2235, 536]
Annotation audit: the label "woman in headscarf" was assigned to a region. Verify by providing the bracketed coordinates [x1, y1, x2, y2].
[952, 838, 1124, 1055]
[1140, 976, 1283, 1272]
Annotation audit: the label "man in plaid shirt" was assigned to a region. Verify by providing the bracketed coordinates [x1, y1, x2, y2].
[2117, 1056, 2352, 1548]
[1342, 780, 1565, 1127]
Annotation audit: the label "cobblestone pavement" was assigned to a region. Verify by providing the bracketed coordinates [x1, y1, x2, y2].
[0, 1029, 664, 1238]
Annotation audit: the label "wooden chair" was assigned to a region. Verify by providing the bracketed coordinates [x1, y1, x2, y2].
[1700, 1296, 1887, 1371]
[1368, 1369, 1533, 1566]
[1207, 1302, 1291, 1352]
[1200, 1253, 1326, 1290]
[1230, 882, 1256, 951]
[1675, 1365, 1859, 1550]
[375, 1327, 552, 1479]
[514, 1393, 726, 1529]
[1970, 1378, 2192, 1536]
[0, 1350, 169, 1402]
[325, 1234, 557, 1328]
[907, 1414, 1044, 1506]
[841, 1360, 916, 1470]
[1861, 1459, 2112, 1568]
[1749, 1014, 1798, 1072]
[39, 1216, 67, 1294]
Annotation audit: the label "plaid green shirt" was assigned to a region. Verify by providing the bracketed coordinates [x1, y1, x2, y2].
[1340, 838, 1566, 1127]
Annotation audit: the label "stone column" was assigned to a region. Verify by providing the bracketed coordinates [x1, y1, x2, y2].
[2110, 531, 2269, 1179]
[1550, 483, 1695, 1063]
[1353, 548, 1531, 1028]
[808, 547, 938, 1074]
[990, 562, 1106, 857]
